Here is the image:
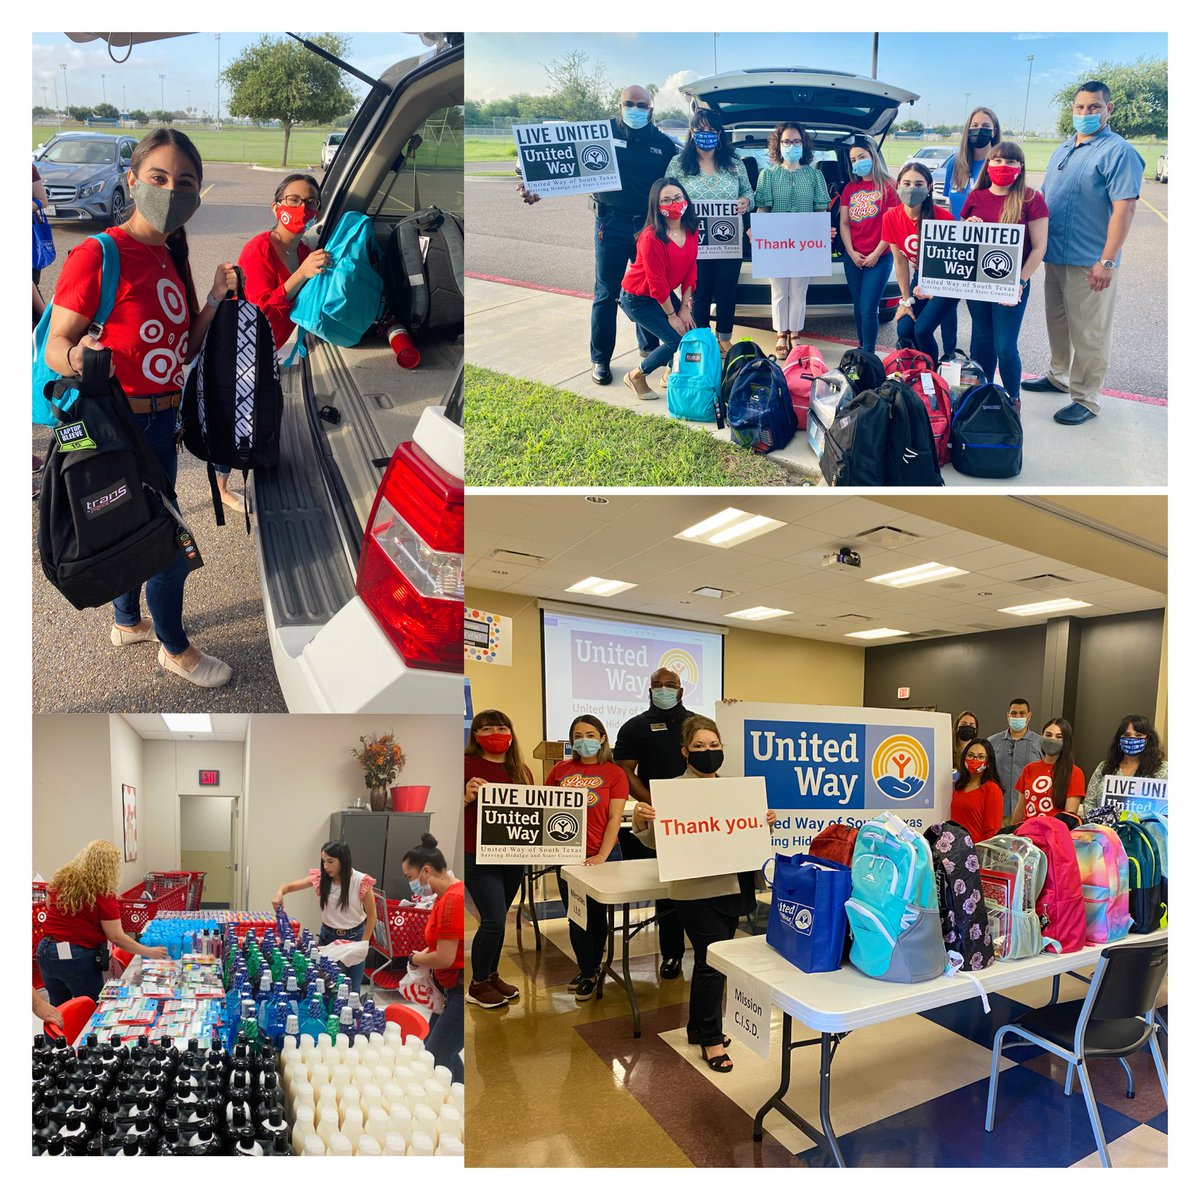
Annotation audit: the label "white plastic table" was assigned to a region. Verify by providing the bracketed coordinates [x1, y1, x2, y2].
[708, 929, 1168, 1167]
[560, 859, 670, 1037]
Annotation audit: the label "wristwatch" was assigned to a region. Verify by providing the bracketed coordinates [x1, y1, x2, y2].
[1099, 258, 1117, 270]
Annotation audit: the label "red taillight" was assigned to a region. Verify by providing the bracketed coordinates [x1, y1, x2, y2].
[356, 442, 463, 672]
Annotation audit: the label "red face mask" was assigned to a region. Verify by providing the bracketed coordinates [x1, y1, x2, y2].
[275, 203, 315, 232]
[965, 757, 988, 774]
[659, 200, 688, 220]
[987, 164, 1021, 187]
[477, 732, 512, 754]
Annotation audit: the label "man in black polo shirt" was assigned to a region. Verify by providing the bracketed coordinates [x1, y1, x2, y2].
[519, 84, 678, 385]
[612, 666, 692, 977]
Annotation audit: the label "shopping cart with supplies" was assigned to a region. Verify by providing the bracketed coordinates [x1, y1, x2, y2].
[366, 886, 431, 989]
[118, 877, 189, 934]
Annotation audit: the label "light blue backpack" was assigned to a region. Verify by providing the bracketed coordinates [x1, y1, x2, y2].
[845, 813, 945, 982]
[286, 211, 384, 362]
[32, 233, 120, 425]
[666, 327, 724, 424]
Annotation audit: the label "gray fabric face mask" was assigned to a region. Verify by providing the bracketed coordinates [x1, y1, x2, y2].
[130, 180, 201, 234]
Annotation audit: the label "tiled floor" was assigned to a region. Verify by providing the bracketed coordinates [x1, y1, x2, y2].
[465, 899, 1167, 1169]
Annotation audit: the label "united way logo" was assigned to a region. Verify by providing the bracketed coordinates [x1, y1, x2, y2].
[547, 813, 580, 842]
[871, 734, 929, 801]
[981, 249, 1014, 279]
[778, 899, 813, 936]
[710, 219, 738, 243]
[580, 144, 610, 172]
[658, 648, 699, 687]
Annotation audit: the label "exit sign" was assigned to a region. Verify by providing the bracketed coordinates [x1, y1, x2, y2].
[199, 770, 220, 786]
[897, 687, 910, 700]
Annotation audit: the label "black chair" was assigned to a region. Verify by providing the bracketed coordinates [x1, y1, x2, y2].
[985, 940, 1167, 1167]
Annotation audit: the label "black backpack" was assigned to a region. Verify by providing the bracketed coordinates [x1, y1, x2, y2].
[923, 822, 995, 972]
[385, 207, 464, 337]
[950, 382, 1023, 478]
[820, 386, 889, 486]
[837, 348, 887, 396]
[726, 358, 797, 454]
[719, 338, 768, 417]
[182, 270, 282, 529]
[38, 348, 202, 610]
[876, 377, 945, 487]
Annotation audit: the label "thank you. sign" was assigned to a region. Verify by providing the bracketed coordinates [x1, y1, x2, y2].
[513, 120, 621, 196]
[476, 784, 588, 864]
[749, 212, 831, 278]
[1101, 775, 1167, 818]
[648, 775, 771, 882]
[919, 219, 1025, 302]
[695, 200, 743, 260]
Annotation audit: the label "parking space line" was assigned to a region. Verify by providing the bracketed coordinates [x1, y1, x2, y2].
[201, 183, 215, 199]
[1139, 195, 1167, 223]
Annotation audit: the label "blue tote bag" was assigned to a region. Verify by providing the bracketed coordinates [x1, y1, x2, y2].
[766, 852, 853, 973]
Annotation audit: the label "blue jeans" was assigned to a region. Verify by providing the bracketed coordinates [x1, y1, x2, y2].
[37, 937, 103, 1006]
[842, 254, 892, 352]
[967, 283, 1031, 399]
[111, 406, 190, 655]
[319, 920, 367, 996]
[592, 211, 657, 365]
[555, 843, 622, 978]
[463, 853, 524, 983]
[939, 300, 961, 359]
[898, 277, 956, 364]
[425, 985, 463, 1085]
[620, 290, 682, 376]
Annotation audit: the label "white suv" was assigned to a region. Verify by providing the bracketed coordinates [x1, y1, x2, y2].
[321, 130, 344, 170]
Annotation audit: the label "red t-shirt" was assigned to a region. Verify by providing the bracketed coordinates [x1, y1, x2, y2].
[621, 226, 699, 303]
[42, 891, 120, 949]
[841, 178, 900, 255]
[424, 880, 464, 990]
[959, 187, 1050, 265]
[544, 758, 630, 857]
[237, 229, 311, 350]
[950, 781, 1004, 846]
[882, 203, 953, 267]
[53, 226, 194, 396]
[464, 755, 529, 856]
[1015, 761, 1085, 822]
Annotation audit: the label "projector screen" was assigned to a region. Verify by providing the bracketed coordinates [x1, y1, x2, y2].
[541, 606, 725, 741]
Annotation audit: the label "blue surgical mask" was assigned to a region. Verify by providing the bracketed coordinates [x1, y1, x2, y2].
[692, 130, 720, 152]
[623, 106, 650, 130]
[1009, 716, 1028, 733]
[1073, 113, 1103, 136]
[1119, 736, 1147, 756]
[651, 687, 680, 710]
[782, 144, 804, 164]
[852, 157, 873, 178]
[573, 737, 602, 758]
[407, 876, 423, 896]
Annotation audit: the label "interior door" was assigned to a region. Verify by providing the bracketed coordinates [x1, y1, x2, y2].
[179, 794, 235, 908]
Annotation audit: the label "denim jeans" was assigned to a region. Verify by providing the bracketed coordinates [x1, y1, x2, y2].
[111, 406, 190, 655]
[592, 211, 657, 364]
[555, 843, 622, 978]
[967, 283, 1031, 399]
[319, 920, 367, 996]
[938, 299, 962, 360]
[693, 258, 741, 340]
[37, 937, 103, 1006]
[897, 277, 956, 364]
[424, 985, 463, 1084]
[463, 853, 524, 983]
[842, 255, 893, 352]
[619, 291, 682, 376]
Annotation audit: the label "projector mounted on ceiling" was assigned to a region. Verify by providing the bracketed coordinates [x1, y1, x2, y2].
[821, 547, 862, 573]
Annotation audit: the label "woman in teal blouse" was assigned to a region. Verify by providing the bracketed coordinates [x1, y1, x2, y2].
[665, 109, 753, 366]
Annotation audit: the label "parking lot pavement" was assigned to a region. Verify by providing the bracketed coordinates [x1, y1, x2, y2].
[466, 277, 1168, 487]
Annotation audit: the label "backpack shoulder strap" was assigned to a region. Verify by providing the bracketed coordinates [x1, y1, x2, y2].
[436, 208, 465, 291]
[91, 232, 121, 328]
[397, 216, 429, 329]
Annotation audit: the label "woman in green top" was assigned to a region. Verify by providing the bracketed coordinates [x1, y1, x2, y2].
[753, 122, 830, 357]
[665, 109, 753, 365]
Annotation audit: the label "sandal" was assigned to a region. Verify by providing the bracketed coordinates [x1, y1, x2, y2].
[701, 1045, 734, 1073]
[773, 335, 789, 358]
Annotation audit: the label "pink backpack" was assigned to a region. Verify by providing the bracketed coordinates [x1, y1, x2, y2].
[881, 347, 935, 375]
[1016, 815, 1087, 953]
[1071, 823, 1132, 945]
[782, 344, 827, 427]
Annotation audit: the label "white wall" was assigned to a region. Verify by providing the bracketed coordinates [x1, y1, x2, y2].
[109, 715, 148, 894]
[181, 795, 234, 851]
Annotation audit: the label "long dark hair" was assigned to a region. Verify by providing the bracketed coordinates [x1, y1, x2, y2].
[319, 840, 354, 914]
[465, 709, 533, 784]
[767, 121, 813, 166]
[1041, 717, 1077, 809]
[1101, 714, 1165, 777]
[972, 141, 1031, 226]
[643, 177, 700, 242]
[958, 739, 1001, 790]
[402, 832, 447, 874]
[129, 128, 203, 315]
[274, 172, 322, 204]
[678, 108, 738, 175]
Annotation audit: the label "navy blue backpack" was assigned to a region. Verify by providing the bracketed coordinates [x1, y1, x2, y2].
[726, 357, 796, 454]
[950, 382, 1023, 478]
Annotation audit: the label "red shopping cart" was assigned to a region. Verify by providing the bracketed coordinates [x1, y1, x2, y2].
[118, 878, 188, 934]
[366, 887, 430, 989]
[145, 871, 207, 910]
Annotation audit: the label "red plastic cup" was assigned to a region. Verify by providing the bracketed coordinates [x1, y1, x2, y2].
[387, 324, 420, 369]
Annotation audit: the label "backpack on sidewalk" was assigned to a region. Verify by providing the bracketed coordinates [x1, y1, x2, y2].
[950, 383, 1023, 478]
[667, 327, 725, 424]
[727, 357, 796, 454]
[838, 347, 887, 396]
[182, 268, 283, 530]
[877, 376, 944, 486]
[1015, 814, 1087, 953]
[1071, 824, 1132, 945]
[38, 348, 202, 610]
[882, 347, 935, 375]
[894, 367, 953, 465]
[923, 822, 994, 971]
[820, 386, 889, 486]
[974, 834, 1051, 959]
[781, 343, 827, 427]
[720, 338, 769, 412]
[845, 813, 945, 982]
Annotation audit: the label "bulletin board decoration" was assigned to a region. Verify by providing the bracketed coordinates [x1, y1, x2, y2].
[465, 608, 513, 666]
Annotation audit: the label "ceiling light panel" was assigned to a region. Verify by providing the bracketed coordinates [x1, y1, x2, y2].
[163, 714, 212, 733]
[844, 628, 910, 640]
[998, 598, 1093, 617]
[726, 606, 794, 621]
[676, 508, 786, 548]
[867, 562, 968, 588]
[566, 576, 636, 597]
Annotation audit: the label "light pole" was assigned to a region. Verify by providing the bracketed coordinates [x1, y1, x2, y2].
[1021, 54, 1035, 139]
[871, 33, 879, 80]
[123, 85, 126, 113]
[215, 34, 222, 127]
[964, 92, 971, 121]
[52, 76, 58, 112]
[713, 32, 718, 74]
[187, 89, 191, 114]
[159, 74, 165, 114]
[101, 74, 106, 104]
[60, 63, 69, 111]
[42, 85, 48, 111]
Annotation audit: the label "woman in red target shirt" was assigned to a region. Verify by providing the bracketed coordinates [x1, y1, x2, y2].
[546, 714, 629, 1001]
[46, 128, 237, 689]
[1015, 718, 1085, 823]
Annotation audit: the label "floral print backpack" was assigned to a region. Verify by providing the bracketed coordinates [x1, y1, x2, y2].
[923, 821, 994, 971]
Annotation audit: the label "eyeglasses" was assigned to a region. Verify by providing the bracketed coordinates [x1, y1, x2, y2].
[964, 755, 988, 764]
[280, 194, 320, 209]
[780, 138, 804, 147]
[622, 100, 651, 110]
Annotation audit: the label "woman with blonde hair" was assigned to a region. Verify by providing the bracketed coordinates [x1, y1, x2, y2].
[36, 840, 167, 1004]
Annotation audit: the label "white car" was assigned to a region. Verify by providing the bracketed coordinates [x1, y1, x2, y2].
[321, 130, 344, 170]
[1155, 153, 1167, 183]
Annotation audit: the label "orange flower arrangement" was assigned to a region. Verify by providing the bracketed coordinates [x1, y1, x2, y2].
[353, 733, 407, 788]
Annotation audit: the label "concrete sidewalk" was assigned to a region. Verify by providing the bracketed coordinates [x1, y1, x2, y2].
[466, 277, 1168, 487]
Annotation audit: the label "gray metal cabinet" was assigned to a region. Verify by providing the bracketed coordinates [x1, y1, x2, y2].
[328, 811, 432, 897]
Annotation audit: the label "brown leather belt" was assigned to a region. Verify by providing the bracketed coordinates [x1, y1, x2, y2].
[127, 391, 182, 415]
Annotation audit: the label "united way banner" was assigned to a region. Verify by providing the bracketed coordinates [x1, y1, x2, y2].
[719, 701, 952, 851]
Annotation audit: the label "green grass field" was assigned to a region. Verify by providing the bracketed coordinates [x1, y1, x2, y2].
[465, 136, 517, 162]
[465, 365, 807, 487]
[33, 124, 331, 168]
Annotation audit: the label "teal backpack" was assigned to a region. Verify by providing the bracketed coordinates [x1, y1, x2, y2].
[666, 327, 724, 424]
[32, 233, 120, 426]
[286, 211, 384, 363]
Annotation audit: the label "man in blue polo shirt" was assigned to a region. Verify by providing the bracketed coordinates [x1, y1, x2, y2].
[1023, 81, 1143, 425]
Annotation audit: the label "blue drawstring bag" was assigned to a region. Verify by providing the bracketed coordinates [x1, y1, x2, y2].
[33, 199, 56, 271]
[766, 852, 853, 973]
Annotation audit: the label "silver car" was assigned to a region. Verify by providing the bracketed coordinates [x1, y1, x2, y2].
[34, 131, 136, 223]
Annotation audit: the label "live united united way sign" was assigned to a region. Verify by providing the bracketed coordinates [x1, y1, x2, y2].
[719, 702, 952, 851]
